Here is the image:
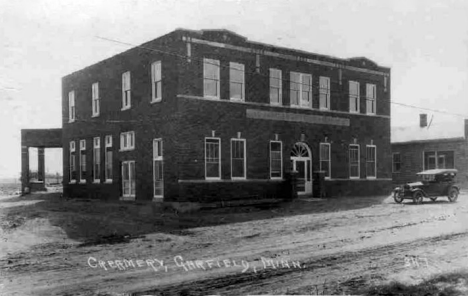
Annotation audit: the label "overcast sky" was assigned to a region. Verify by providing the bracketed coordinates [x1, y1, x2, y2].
[1, 0, 467, 178]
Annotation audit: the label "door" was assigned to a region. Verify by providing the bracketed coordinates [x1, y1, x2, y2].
[122, 160, 135, 199]
[291, 142, 313, 195]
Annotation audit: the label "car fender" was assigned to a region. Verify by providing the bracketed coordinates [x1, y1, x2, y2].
[410, 188, 426, 197]
[447, 185, 460, 193]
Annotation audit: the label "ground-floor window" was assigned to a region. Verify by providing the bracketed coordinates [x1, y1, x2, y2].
[270, 141, 282, 179]
[393, 153, 401, 173]
[79, 139, 86, 182]
[69, 141, 76, 182]
[349, 144, 360, 178]
[93, 137, 101, 182]
[424, 151, 454, 170]
[153, 139, 163, 198]
[366, 145, 376, 178]
[231, 138, 246, 179]
[105, 135, 113, 182]
[205, 137, 221, 179]
[122, 160, 135, 198]
[319, 143, 331, 178]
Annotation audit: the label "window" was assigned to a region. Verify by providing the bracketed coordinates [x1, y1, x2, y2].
[153, 139, 163, 198]
[203, 58, 220, 99]
[349, 144, 360, 179]
[229, 62, 245, 101]
[105, 135, 113, 182]
[366, 145, 376, 178]
[231, 138, 246, 179]
[79, 139, 86, 183]
[92, 82, 100, 117]
[349, 81, 360, 113]
[290, 72, 312, 108]
[393, 153, 401, 173]
[68, 91, 75, 122]
[151, 61, 162, 102]
[122, 71, 131, 109]
[69, 141, 76, 182]
[424, 151, 454, 170]
[93, 137, 101, 182]
[122, 160, 135, 198]
[205, 138, 221, 179]
[319, 77, 330, 110]
[270, 141, 283, 179]
[270, 69, 282, 105]
[120, 131, 135, 151]
[320, 143, 331, 179]
[366, 83, 376, 115]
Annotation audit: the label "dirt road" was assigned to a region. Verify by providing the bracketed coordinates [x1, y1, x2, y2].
[1, 192, 468, 295]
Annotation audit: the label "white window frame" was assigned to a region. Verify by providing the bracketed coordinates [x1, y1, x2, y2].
[122, 71, 131, 110]
[120, 131, 135, 151]
[205, 137, 221, 180]
[121, 160, 136, 199]
[153, 138, 164, 198]
[68, 91, 75, 123]
[269, 68, 282, 106]
[349, 81, 360, 113]
[366, 145, 377, 179]
[69, 141, 76, 183]
[290, 72, 312, 108]
[366, 83, 376, 115]
[151, 61, 162, 103]
[349, 144, 360, 179]
[230, 138, 246, 179]
[319, 143, 331, 179]
[269, 140, 283, 179]
[203, 58, 220, 99]
[93, 137, 101, 183]
[79, 139, 86, 183]
[229, 62, 245, 101]
[319, 76, 331, 110]
[105, 135, 113, 183]
[392, 153, 401, 173]
[92, 82, 100, 117]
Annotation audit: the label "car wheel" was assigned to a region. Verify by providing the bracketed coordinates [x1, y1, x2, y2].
[430, 197, 437, 202]
[448, 188, 459, 202]
[413, 191, 424, 204]
[394, 192, 404, 204]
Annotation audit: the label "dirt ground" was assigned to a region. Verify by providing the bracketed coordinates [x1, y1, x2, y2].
[1, 190, 468, 295]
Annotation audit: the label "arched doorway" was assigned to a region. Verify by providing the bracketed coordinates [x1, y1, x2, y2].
[291, 142, 312, 195]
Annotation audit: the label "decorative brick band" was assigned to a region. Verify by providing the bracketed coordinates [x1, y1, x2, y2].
[246, 109, 350, 127]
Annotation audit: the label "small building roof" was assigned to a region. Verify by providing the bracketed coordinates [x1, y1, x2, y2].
[416, 169, 458, 175]
[391, 120, 465, 144]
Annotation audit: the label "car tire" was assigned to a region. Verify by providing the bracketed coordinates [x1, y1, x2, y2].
[394, 192, 404, 204]
[447, 188, 459, 202]
[413, 191, 424, 204]
[430, 197, 437, 202]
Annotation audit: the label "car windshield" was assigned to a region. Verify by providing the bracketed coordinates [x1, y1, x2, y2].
[419, 174, 435, 182]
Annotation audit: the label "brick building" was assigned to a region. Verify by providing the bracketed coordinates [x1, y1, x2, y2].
[61, 28, 392, 202]
[391, 114, 468, 186]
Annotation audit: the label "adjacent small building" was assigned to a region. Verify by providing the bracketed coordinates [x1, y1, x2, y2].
[57, 28, 393, 202]
[391, 114, 468, 186]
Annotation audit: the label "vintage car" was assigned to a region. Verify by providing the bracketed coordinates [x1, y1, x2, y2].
[393, 169, 460, 204]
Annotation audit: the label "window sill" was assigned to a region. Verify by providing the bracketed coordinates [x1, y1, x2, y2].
[91, 114, 100, 118]
[69, 180, 76, 184]
[79, 180, 86, 184]
[231, 177, 247, 180]
[319, 107, 330, 111]
[204, 96, 220, 100]
[270, 177, 284, 181]
[120, 196, 136, 201]
[121, 106, 131, 111]
[104, 180, 113, 184]
[349, 110, 360, 114]
[230, 98, 245, 102]
[153, 196, 163, 201]
[93, 180, 101, 184]
[151, 98, 162, 104]
[119, 148, 135, 152]
[269, 102, 282, 106]
[205, 177, 222, 181]
[366, 177, 377, 180]
[68, 120, 75, 123]
[349, 177, 360, 180]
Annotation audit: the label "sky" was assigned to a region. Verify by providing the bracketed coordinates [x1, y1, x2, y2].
[1, 0, 467, 178]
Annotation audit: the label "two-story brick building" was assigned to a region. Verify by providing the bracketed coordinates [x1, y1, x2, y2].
[61, 28, 392, 202]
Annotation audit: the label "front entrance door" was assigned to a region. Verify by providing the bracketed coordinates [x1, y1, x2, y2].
[291, 143, 312, 195]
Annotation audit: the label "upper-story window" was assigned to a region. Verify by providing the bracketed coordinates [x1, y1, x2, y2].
[393, 153, 401, 173]
[290, 72, 312, 108]
[349, 81, 360, 113]
[151, 61, 162, 102]
[269, 69, 282, 105]
[319, 76, 330, 110]
[68, 91, 75, 123]
[120, 131, 135, 151]
[92, 82, 100, 117]
[229, 62, 244, 101]
[122, 71, 131, 110]
[203, 58, 220, 99]
[366, 83, 376, 115]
